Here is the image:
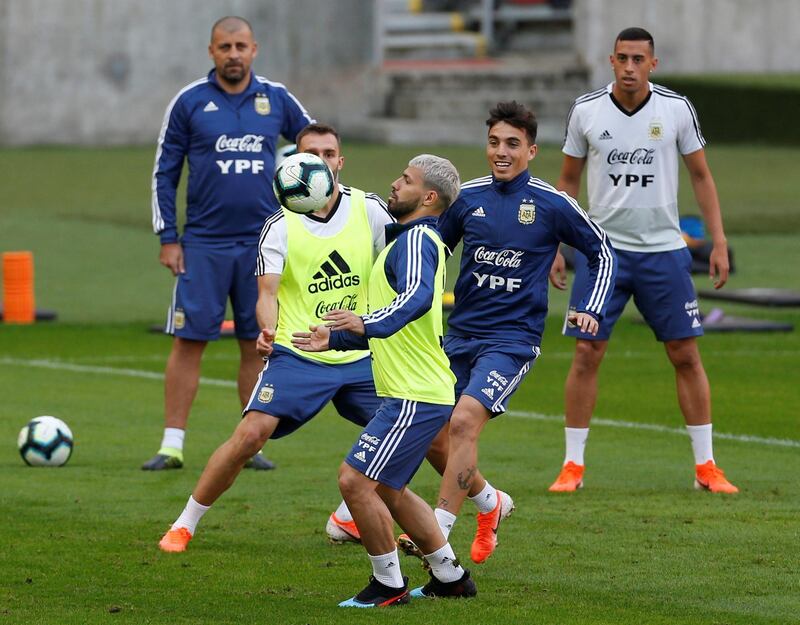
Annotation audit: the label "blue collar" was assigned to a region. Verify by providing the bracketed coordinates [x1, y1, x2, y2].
[492, 169, 531, 194]
[384, 216, 438, 244]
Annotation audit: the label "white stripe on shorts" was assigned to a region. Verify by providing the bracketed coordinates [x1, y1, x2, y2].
[365, 400, 417, 481]
[491, 348, 539, 413]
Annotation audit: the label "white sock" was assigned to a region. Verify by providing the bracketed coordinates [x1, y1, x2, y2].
[686, 423, 714, 465]
[434, 508, 457, 539]
[564, 427, 589, 465]
[160, 427, 185, 452]
[171, 495, 210, 535]
[469, 481, 498, 514]
[368, 549, 404, 588]
[333, 500, 353, 523]
[424, 542, 464, 583]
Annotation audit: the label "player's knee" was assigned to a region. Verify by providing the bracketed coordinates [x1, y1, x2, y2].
[448, 414, 481, 445]
[338, 463, 362, 499]
[232, 418, 269, 458]
[573, 340, 605, 372]
[666, 341, 703, 371]
[425, 428, 449, 475]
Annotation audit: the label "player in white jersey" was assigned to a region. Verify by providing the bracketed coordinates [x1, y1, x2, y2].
[548, 27, 737, 493]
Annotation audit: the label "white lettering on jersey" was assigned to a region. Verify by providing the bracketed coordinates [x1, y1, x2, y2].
[216, 159, 265, 175]
[215, 134, 265, 153]
[472, 272, 522, 292]
[474, 246, 524, 268]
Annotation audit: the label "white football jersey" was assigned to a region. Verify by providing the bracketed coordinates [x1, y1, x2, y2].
[256, 184, 394, 275]
[562, 82, 705, 252]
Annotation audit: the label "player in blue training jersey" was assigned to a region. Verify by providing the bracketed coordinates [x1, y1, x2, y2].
[145, 16, 313, 471]
[432, 101, 616, 565]
[548, 28, 737, 494]
[293, 155, 477, 607]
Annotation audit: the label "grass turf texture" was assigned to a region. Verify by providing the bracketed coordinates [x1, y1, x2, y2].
[1, 144, 799, 623]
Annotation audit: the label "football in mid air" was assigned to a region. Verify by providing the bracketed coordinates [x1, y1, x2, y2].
[273, 152, 335, 214]
[18, 416, 74, 467]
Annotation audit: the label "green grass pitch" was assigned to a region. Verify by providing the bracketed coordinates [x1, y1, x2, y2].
[1, 144, 799, 624]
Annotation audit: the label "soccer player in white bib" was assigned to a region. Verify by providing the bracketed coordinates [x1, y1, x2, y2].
[548, 27, 737, 493]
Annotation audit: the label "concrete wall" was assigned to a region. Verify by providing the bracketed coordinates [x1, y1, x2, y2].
[574, 0, 800, 89]
[0, 0, 376, 145]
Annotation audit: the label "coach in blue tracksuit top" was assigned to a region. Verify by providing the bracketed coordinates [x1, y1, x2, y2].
[144, 16, 314, 471]
[431, 101, 616, 564]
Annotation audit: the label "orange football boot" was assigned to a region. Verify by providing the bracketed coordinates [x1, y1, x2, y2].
[548, 461, 585, 492]
[159, 527, 192, 552]
[470, 490, 514, 564]
[326, 513, 361, 543]
[694, 460, 738, 493]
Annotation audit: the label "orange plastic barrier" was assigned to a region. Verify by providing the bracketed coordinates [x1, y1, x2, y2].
[3, 251, 35, 324]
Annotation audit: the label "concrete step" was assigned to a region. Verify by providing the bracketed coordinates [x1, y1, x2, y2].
[383, 32, 486, 60]
[384, 12, 465, 33]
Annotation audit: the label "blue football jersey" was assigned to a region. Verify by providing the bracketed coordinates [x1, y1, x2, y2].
[438, 170, 616, 346]
[152, 70, 314, 245]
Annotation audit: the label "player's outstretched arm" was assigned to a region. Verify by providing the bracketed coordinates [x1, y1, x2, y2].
[682, 149, 729, 289]
[255, 274, 280, 357]
[323, 310, 365, 335]
[291, 324, 331, 352]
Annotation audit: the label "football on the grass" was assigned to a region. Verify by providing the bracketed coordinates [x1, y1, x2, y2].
[18, 416, 74, 467]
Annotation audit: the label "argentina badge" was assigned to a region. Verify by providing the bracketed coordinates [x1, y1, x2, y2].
[258, 385, 274, 403]
[254, 94, 271, 115]
[518, 199, 535, 224]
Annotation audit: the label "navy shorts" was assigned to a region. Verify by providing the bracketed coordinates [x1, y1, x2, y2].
[344, 398, 452, 490]
[245, 347, 380, 439]
[166, 243, 260, 341]
[444, 335, 540, 416]
[564, 248, 703, 342]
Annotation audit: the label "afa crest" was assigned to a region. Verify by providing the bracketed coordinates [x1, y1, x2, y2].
[258, 385, 274, 403]
[648, 121, 663, 140]
[254, 95, 271, 116]
[518, 199, 535, 224]
[173, 308, 185, 330]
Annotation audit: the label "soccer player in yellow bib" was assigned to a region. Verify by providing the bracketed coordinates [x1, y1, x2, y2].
[293, 155, 477, 607]
[157, 125, 440, 552]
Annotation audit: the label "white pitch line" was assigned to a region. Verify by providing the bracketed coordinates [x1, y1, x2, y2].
[2, 356, 797, 449]
[0, 356, 236, 388]
[506, 410, 800, 449]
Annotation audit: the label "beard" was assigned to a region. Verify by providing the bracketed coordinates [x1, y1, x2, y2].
[388, 198, 418, 219]
[220, 63, 246, 83]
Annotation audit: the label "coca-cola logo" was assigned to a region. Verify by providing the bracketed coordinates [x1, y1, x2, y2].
[607, 148, 655, 165]
[215, 134, 264, 153]
[473, 246, 524, 268]
[314, 294, 359, 318]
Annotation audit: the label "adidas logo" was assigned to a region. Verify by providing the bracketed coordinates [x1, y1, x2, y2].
[308, 250, 360, 293]
[692, 318, 702, 328]
[599, 130, 613, 140]
[481, 387, 495, 399]
[203, 101, 219, 112]
[472, 206, 486, 217]
[354, 451, 367, 463]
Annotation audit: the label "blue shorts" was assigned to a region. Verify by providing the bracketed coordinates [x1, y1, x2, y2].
[444, 335, 540, 416]
[245, 347, 379, 439]
[564, 248, 703, 342]
[344, 398, 451, 490]
[166, 243, 260, 341]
